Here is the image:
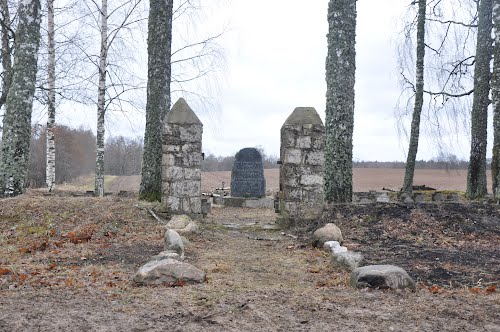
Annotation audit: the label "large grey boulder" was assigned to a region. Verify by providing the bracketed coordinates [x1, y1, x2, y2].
[133, 259, 206, 285]
[164, 229, 185, 260]
[350, 265, 416, 291]
[312, 223, 343, 247]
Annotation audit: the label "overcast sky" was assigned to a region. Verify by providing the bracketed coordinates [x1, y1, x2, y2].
[52, 0, 478, 161]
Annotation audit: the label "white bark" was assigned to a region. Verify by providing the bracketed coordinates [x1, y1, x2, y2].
[46, 0, 56, 192]
[94, 0, 108, 197]
[492, 0, 500, 197]
[402, 0, 426, 194]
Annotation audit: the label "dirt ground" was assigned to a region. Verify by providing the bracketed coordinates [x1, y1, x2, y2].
[103, 168, 486, 194]
[0, 192, 499, 331]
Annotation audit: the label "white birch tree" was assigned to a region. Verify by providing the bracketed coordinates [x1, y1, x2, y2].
[402, 0, 427, 194]
[324, 0, 357, 203]
[0, 0, 42, 197]
[46, 0, 56, 192]
[94, 0, 108, 197]
[491, 0, 500, 197]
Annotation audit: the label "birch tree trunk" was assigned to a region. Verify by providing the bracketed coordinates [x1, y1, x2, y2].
[467, 0, 492, 199]
[492, 0, 500, 198]
[324, 0, 357, 203]
[0, 0, 12, 109]
[94, 0, 108, 197]
[0, 0, 42, 197]
[402, 0, 427, 194]
[46, 0, 56, 192]
[139, 0, 173, 201]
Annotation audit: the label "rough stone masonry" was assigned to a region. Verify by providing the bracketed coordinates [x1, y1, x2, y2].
[279, 107, 325, 222]
[161, 98, 203, 215]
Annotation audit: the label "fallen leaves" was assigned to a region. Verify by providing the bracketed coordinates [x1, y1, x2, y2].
[68, 231, 92, 244]
[307, 267, 321, 274]
[0, 267, 11, 275]
[426, 283, 498, 295]
[428, 285, 444, 294]
[486, 285, 497, 293]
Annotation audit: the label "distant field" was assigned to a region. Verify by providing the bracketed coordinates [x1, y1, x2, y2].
[67, 168, 491, 194]
[203, 168, 490, 193]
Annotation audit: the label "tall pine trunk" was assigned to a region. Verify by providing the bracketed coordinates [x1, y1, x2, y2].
[0, 0, 42, 197]
[402, 0, 427, 194]
[324, 0, 357, 203]
[492, 0, 500, 197]
[139, 0, 173, 201]
[467, 0, 492, 199]
[46, 0, 56, 192]
[95, 0, 108, 197]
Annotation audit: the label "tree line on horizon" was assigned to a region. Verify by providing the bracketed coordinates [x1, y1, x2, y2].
[0, 125, 471, 189]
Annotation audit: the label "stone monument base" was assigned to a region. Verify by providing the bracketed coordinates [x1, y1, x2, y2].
[221, 197, 274, 209]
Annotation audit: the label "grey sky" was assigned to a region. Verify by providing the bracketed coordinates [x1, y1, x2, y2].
[51, 0, 476, 161]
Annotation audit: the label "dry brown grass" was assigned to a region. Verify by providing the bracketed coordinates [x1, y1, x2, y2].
[0, 192, 499, 331]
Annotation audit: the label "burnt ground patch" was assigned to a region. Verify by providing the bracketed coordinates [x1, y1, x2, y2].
[301, 202, 500, 287]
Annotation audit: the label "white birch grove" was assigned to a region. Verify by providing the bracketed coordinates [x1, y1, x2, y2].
[466, 0, 492, 199]
[0, 0, 42, 197]
[402, 0, 427, 194]
[46, 0, 56, 192]
[94, 0, 108, 197]
[324, 0, 357, 203]
[491, 0, 500, 197]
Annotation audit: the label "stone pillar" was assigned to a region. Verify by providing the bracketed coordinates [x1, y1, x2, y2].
[162, 98, 203, 215]
[279, 107, 325, 223]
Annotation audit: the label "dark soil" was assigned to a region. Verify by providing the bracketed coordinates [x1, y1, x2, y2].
[310, 202, 500, 287]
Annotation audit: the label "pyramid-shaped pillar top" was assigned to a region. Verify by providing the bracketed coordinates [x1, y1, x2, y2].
[282, 107, 323, 129]
[165, 98, 202, 125]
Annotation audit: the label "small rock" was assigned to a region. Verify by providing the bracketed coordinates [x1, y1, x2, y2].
[164, 229, 184, 260]
[350, 265, 416, 291]
[312, 223, 343, 248]
[323, 241, 347, 254]
[400, 193, 414, 203]
[166, 215, 191, 229]
[376, 193, 390, 203]
[133, 259, 206, 285]
[180, 236, 191, 246]
[150, 250, 181, 262]
[177, 221, 199, 235]
[165, 215, 199, 235]
[331, 251, 364, 271]
[359, 198, 372, 204]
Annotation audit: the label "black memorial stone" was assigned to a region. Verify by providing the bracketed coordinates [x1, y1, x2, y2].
[230, 148, 266, 198]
